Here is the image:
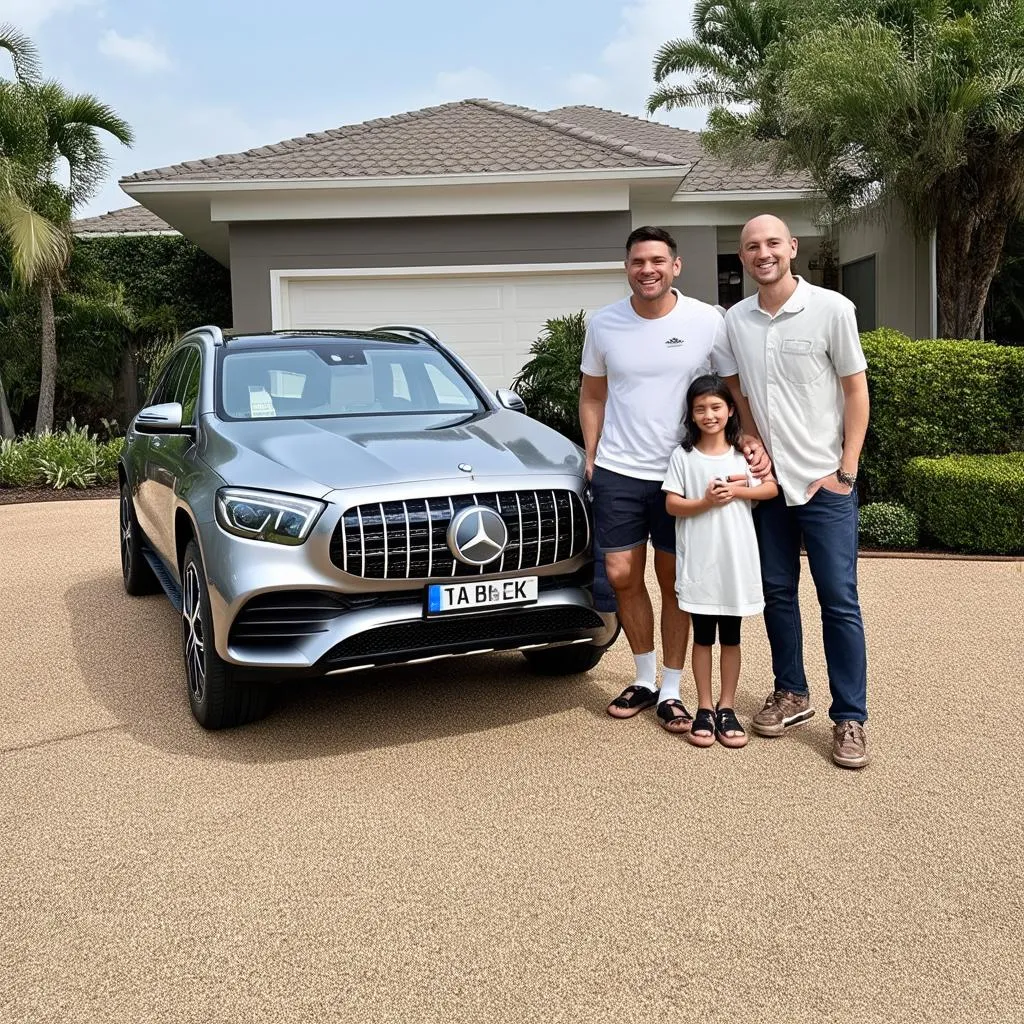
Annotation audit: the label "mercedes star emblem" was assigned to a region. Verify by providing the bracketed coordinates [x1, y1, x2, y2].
[447, 506, 508, 566]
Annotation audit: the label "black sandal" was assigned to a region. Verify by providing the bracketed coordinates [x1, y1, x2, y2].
[715, 706, 749, 748]
[607, 684, 659, 718]
[656, 698, 693, 733]
[686, 707, 717, 747]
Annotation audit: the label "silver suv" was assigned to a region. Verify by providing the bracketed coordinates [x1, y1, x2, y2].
[119, 325, 617, 728]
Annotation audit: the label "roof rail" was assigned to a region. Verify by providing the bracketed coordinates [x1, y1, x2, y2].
[371, 324, 443, 347]
[183, 325, 226, 347]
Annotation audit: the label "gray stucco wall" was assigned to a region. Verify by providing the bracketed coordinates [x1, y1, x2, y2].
[839, 207, 931, 338]
[228, 212, 633, 330]
[664, 226, 719, 305]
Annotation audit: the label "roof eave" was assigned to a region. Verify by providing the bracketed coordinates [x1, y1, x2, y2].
[673, 187, 818, 202]
[120, 164, 694, 194]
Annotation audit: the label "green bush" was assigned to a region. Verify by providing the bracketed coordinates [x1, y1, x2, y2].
[858, 502, 919, 549]
[0, 421, 124, 490]
[903, 452, 1024, 554]
[512, 311, 586, 445]
[861, 329, 1024, 502]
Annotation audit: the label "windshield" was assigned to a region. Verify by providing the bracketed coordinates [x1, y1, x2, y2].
[219, 339, 484, 421]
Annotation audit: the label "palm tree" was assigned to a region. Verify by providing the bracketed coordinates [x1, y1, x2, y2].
[0, 23, 133, 432]
[648, 0, 1024, 338]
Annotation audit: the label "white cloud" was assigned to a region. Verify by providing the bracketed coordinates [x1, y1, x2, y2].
[98, 29, 172, 73]
[560, 0, 706, 128]
[0, 0, 98, 35]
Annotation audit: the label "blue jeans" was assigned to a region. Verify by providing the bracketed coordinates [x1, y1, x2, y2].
[754, 489, 868, 722]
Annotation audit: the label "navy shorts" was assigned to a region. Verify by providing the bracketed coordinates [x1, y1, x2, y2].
[590, 465, 676, 554]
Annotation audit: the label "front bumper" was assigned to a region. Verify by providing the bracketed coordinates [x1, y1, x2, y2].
[197, 500, 613, 676]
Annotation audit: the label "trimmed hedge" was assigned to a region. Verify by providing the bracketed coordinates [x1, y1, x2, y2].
[860, 329, 1024, 501]
[903, 452, 1024, 554]
[858, 502, 919, 549]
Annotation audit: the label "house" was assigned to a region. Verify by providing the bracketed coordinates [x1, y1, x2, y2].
[83, 99, 933, 390]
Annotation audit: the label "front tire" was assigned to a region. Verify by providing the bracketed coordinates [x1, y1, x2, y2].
[120, 482, 160, 596]
[181, 539, 272, 729]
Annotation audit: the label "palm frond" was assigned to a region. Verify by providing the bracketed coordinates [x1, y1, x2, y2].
[0, 23, 42, 84]
[0, 195, 68, 283]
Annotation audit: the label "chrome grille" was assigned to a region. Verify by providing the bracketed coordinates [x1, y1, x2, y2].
[330, 490, 590, 580]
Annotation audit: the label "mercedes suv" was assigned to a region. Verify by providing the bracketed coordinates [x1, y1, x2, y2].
[119, 325, 616, 728]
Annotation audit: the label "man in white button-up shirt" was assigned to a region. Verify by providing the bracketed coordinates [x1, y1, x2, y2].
[718, 215, 871, 769]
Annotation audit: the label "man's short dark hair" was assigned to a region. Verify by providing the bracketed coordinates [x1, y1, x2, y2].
[626, 226, 678, 257]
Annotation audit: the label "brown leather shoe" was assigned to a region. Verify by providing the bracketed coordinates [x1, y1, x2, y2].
[750, 689, 815, 737]
[832, 720, 870, 769]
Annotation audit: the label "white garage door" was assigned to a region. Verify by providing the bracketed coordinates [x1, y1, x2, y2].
[278, 267, 629, 390]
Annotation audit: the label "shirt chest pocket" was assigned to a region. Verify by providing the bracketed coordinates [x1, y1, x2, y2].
[777, 337, 829, 386]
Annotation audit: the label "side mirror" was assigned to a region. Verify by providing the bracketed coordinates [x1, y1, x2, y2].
[134, 402, 193, 436]
[495, 388, 527, 414]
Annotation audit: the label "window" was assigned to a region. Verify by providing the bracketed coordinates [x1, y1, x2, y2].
[149, 350, 190, 407]
[219, 340, 482, 421]
[841, 256, 877, 331]
[176, 349, 202, 425]
[717, 254, 744, 309]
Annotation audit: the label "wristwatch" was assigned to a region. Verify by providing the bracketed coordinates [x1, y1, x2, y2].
[836, 467, 857, 487]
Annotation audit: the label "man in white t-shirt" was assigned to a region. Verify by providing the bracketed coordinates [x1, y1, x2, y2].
[718, 214, 871, 769]
[579, 226, 769, 730]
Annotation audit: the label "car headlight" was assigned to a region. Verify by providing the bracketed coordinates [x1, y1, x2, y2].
[216, 488, 325, 545]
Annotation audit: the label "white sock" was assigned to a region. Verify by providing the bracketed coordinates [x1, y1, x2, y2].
[632, 651, 657, 690]
[660, 667, 683, 703]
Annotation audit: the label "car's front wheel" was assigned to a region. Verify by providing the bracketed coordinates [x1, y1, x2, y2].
[181, 539, 272, 729]
[119, 482, 160, 596]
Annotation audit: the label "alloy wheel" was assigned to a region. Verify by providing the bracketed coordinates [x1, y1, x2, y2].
[120, 493, 133, 578]
[182, 561, 206, 703]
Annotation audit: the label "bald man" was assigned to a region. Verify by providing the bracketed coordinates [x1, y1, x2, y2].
[717, 215, 871, 769]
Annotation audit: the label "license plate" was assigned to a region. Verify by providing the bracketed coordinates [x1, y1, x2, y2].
[427, 576, 538, 615]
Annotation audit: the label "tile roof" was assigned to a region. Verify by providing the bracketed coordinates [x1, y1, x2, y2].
[118, 98, 812, 193]
[72, 204, 176, 235]
[546, 105, 812, 192]
[121, 99, 690, 185]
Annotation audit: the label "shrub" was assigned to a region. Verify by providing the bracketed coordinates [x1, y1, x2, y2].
[512, 311, 586, 445]
[860, 329, 1024, 502]
[903, 452, 1024, 554]
[858, 502, 919, 549]
[0, 421, 124, 490]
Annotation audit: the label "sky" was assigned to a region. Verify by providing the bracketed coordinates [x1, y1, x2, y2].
[0, 0, 706, 218]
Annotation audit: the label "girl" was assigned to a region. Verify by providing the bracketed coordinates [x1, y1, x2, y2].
[661, 374, 778, 748]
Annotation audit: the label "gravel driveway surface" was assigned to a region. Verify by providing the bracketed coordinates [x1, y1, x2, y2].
[2, 499, 1022, 1023]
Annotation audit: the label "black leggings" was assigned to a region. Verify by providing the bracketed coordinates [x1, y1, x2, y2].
[691, 613, 742, 647]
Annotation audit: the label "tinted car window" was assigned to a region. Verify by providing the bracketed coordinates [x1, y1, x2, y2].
[148, 350, 190, 407]
[220, 340, 482, 421]
[176, 348, 202, 425]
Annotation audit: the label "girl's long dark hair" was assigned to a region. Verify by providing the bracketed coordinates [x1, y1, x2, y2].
[681, 374, 741, 452]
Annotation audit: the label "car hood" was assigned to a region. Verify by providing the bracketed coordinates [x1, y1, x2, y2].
[202, 410, 584, 497]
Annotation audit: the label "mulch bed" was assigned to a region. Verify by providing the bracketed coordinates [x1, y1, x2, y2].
[0, 485, 120, 505]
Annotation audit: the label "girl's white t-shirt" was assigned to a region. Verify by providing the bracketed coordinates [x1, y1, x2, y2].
[580, 291, 728, 481]
[661, 446, 765, 616]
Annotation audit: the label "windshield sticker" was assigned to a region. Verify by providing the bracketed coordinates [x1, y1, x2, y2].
[248, 387, 276, 418]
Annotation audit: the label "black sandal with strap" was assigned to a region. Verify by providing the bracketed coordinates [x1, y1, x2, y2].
[656, 698, 693, 733]
[686, 707, 717, 747]
[715, 706, 749, 748]
[607, 684, 659, 718]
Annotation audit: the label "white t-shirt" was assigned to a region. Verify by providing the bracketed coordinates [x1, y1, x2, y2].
[718, 277, 867, 506]
[661, 446, 765, 616]
[581, 290, 728, 481]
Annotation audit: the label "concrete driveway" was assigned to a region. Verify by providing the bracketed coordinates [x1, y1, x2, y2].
[2, 499, 1022, 1024]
